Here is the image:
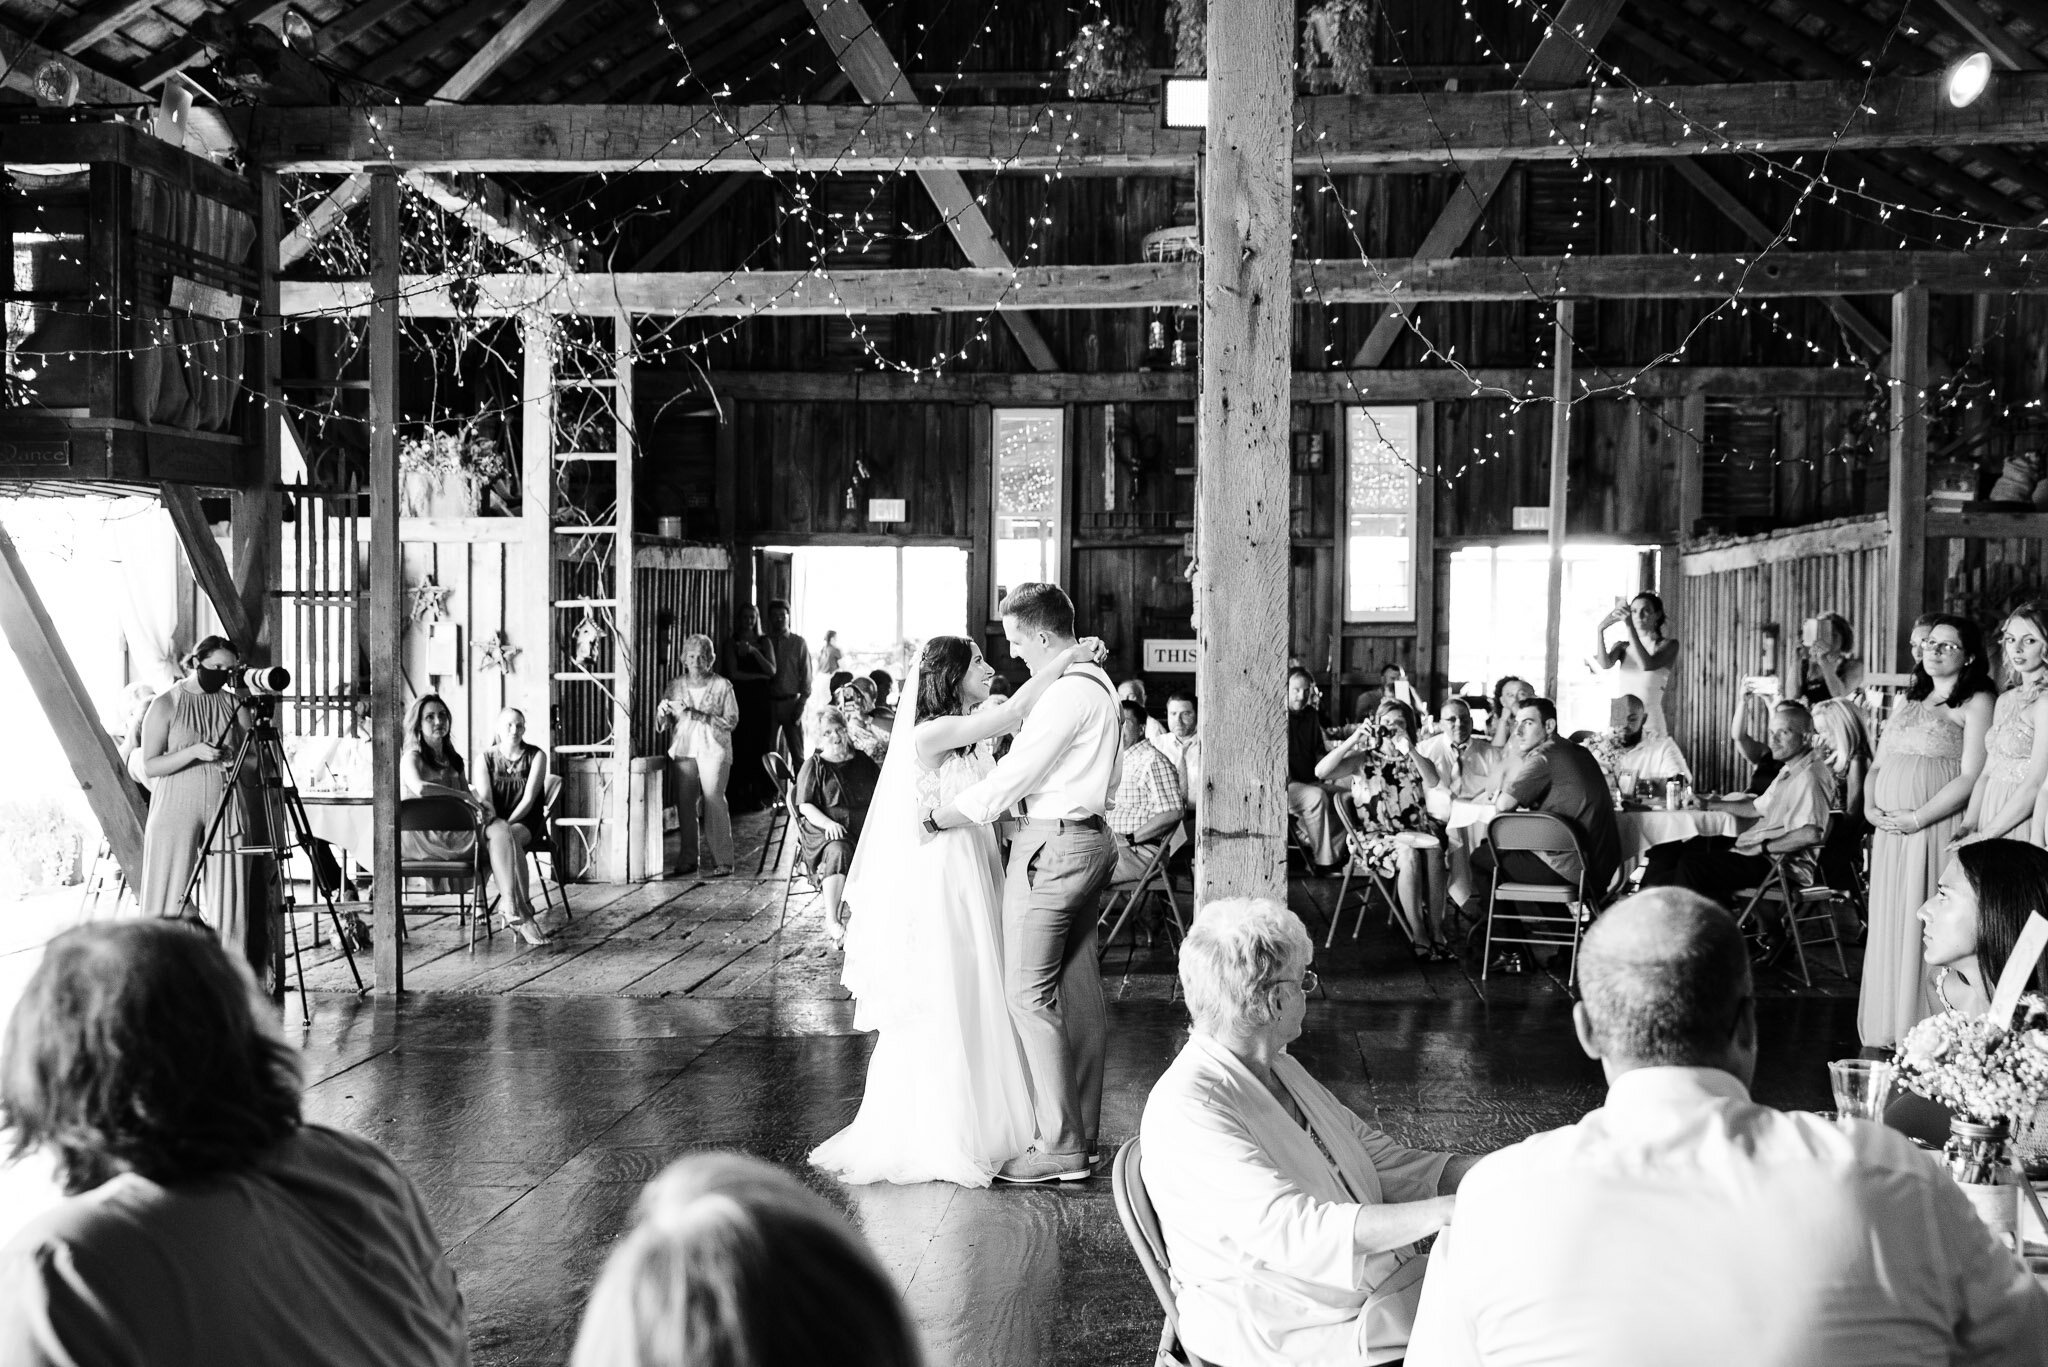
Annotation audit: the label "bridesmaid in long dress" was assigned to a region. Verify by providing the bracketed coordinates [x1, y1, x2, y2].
[137, 635, 248, 942]
[1859, 614, 1992, 1048]
[1958, 602, 2048, 847]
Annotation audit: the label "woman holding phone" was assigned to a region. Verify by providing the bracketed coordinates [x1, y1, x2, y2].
[1592, 592, 1679, 737]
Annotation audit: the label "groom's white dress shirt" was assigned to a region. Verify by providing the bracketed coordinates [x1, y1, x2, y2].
[1405, 1066, 2048, 1367]
[953, 662, 1120, 824]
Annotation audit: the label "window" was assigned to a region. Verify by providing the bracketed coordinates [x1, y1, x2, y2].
[1343, 407, 1419, 621]
[778, 545, 967, 679]
[992, 408, 1063, 614]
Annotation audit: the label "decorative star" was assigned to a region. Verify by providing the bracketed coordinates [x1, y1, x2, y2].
[475, 630, 519, 676]
[409, 577, 453, 624]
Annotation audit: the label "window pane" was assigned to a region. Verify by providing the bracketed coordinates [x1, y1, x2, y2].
[993, 408, 1063, 612]
[1344, 407, 1418, 621]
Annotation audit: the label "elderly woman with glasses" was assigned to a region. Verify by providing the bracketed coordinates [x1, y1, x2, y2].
[1138, 898, 1480, 1367]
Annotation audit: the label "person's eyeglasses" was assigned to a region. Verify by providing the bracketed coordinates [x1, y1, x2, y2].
[1922, 641, 1964, 656]
[1269, 969, 1318, 995]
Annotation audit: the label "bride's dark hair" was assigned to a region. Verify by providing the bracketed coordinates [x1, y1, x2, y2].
[915, 636, 975, 724]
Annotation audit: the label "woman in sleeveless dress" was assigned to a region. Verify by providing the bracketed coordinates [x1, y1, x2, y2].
[137, 635, 248, 936]
[481, 707, 550, 848]
[1590, 591, 1678, 737]
[809, 632, 1103, 1188]
[402, 694, 551, 946]
[1860, 614, 1993, 1047]
[1959, 603, 2048, 848]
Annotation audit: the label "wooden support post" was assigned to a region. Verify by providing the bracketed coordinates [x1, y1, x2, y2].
[367, 169, 404, 993]
[234, 168, 285, 665]
[609, 311, 638, 878]
[0, 523, 147, 890]
[1414, 404, 1438, 703]
[967, 404, 992, 633]
[1543, 304, 1575, 699]
[162, 484, 257, 649]
[1194, 0, 1291, 905]
[518, 318, 553, 753]
[1888, 286, 1929, 671]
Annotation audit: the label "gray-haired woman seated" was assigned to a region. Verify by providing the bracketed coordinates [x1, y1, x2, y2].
[1139, 898, 1480, 1367]
[570, 1151, 923, 1367]
[0, 920, 466, 1367]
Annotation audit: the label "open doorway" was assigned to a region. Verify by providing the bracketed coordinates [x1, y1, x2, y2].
[1446, 542, 1659, 734]
[764, 545, 968, 681]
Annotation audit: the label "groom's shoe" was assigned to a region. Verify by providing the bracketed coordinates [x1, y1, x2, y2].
[995, 1148, 1093, 1184]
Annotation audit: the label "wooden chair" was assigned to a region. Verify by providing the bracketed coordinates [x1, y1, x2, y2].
[1098, 810, 1189, 954]
[1733, 816, 1849, 987]
[1325, 801, 1403, 949]
[396, 796, 490, 950]
[525, 773, 572, 924]
[757, 752, 796, 876]
[1110, 1137, 1210, 1367]
[1480, 812, 1600, 987]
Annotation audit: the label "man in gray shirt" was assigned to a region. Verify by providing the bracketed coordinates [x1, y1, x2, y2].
[1493, 696, 1621, 901]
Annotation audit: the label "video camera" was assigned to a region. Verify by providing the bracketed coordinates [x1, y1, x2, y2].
[229, 664, 292, 697]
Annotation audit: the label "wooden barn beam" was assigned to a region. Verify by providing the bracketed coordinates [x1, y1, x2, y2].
[1887, 286, 1929, 672]
[1929, 0, 2044, 71]
[1350, 0, 1623, 367]
[804, 0, 1059, 370]
[161, 484, 260, 649]
[1195, 0, 1290, 903]
[0, 21, 236, 158]
[277, 249, 2048, 317]
[367, 169, 405, 993]
[0, 523, 147, 891]
[1543, 303, 1575, 697]
[54, 0, 161, 54]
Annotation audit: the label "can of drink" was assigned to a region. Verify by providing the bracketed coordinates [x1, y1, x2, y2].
[1665, 777, 1682, 812]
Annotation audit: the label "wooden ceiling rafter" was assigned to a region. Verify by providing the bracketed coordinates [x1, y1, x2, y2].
[478, 0, 643, 102]
[54, 0, 162, 55]
[314, 0, 430, 60]
[131, 0, 291, 87]
[355, 0, 514, 86]
[563, 0, 808, 106]
[1923, 0, 2045, 70]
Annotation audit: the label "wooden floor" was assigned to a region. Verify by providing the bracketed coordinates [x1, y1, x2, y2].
[285, 814, 1863, 1366]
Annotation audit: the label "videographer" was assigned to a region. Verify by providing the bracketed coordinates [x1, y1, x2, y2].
[137, 636, 252, 936]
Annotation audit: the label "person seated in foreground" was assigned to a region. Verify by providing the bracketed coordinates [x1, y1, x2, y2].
[1108, 699, 1187, 884]
[1417, 697, 1498, 803]
[794, 708, 881, 943]
[1404, 888, 2048, 1366]
[1286, 666, 1344, 871]
[1485, 696, 1622, 904]
[1641, 699, 1835, 916]
[1600, 693, 1691, 786]
[1141, 897, 1480, 1367]
[569, 1152, 923, 1367]
[0, 920, 467, 1367]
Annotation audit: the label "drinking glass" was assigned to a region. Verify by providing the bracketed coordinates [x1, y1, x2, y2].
[1617, 772, 1637, 801]
[1828, 1059, 1895, 1124]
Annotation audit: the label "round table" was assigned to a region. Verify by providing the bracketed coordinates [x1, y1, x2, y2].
[299, 794, 372, 869]
[1438, 799, 1740, 905]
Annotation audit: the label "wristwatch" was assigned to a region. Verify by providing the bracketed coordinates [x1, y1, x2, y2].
[921, 814, 943, 835]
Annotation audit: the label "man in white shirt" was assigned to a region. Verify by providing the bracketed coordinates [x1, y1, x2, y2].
[1406, 888, 2048, 1367]
[1416, 699, 1498, 802]
[1151, 690, 1201, 809]
[1606, 693, 1691, 784]
[928, 583, 1122, 1183]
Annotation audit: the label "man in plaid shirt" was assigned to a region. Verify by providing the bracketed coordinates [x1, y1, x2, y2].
[1110, 700, 1186, 882]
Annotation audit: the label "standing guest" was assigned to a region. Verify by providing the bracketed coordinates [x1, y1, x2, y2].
[481, 707, 550, 851]
[1153, 690, 1201, 807]
[727, 605, 777, 810]
[1118, 678, 1167, 739]
[1956, 602, 2048, 846]
[1592, 592, 1679, 736]
[794, 709, 880, 944]
[1286, 667, 1341, 871]
[1809, 696, 1874, 897]
[836, 677, 890, 764]
[1601, 694, 1692, 785]
[1368, 662, 1425, 717]
[1861, 614, 1993, 1048]
[1417, 698, 1498, 803]
[1489, 696, 1622, 909]
[817, 628, 844, 679]
[0, 921, 469, 1367]
[1486, 675, 1533, 751]
[402, 694, 550, 946]
[569, 1153, 923, 1367]
[1140, 897, 1480, 1367]
[1334, 700, 1452, 959]
[1796, 611, 1865, 704]
[660, 634, 739, 879]
[1640, 701, 1834, 915]
[761, 599, 812, 761]
[1404, 888, 2048, 1367]
[136, 636, 247, 937]
[1108, 701, 1186, 883]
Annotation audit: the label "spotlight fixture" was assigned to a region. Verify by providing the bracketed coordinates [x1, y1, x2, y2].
[279, 5, 316, 52]
[1944, 50, 1992, 108]
[1162, 75, 1209, 130]
[31, 60, 78, 108]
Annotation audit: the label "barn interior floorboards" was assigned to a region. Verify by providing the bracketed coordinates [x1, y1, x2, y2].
[287, 817, 1861, 1366]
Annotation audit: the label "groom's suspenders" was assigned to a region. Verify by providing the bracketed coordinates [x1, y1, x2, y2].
[1061, 667, 1123, 815]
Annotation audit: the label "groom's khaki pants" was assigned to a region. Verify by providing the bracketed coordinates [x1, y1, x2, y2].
[1004, 819, 1118, 1159]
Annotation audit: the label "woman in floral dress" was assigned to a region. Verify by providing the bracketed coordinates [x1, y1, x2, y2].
[1321, 698, 1450, 959]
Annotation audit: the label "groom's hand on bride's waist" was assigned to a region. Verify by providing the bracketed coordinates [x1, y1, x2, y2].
[925, 802, 971, 836]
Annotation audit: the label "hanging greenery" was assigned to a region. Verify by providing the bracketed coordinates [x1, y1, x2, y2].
[1062, 20, 1148, 99]
[1301, 0, 1377, 95]
[1166, 0, 1205, 74]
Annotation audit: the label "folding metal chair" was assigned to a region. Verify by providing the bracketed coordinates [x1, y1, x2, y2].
[1734, 815, 1848, 987]
[524, 773, 572, 923]
[1481, 812, 1599, 987]
[777, 768, 827, 928]
[1325, 801, 1404, 949]
[757, 752, 795, 875]
[1110, 1137, 1211, 1367]
[396, 796, 490, 950]
[1098, 810, 1189, 954]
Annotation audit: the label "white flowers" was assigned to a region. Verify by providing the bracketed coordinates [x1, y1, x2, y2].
[1896, 995, 2048, 1126]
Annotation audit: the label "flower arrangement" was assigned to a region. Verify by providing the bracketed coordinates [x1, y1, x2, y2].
[398, 427, 509, 517]
[1302, 0, 1377, 95]
[1896, 996, 2048, 1129]
[1581, 729, 1625, 776]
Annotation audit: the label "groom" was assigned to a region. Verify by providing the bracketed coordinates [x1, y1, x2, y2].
[926, 583, 1122, 1182]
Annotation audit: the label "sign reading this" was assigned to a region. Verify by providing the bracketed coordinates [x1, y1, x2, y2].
[1143, 638, 1199, 673]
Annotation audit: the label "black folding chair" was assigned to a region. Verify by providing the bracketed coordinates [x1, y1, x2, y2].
[757, 752, 795, 875]
[1098, 810, 1189, 954]
[396, 796, 489, 950]
[1734, 815, 1849, 987]
[1481, 812, 1600, 987]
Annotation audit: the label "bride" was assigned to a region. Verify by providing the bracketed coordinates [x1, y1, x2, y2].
[809, 631, 1105, 1187]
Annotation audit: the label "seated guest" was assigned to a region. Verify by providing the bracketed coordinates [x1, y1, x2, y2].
[1417, 698, 1498, 802]
[1486, 675, 1533, 751]
[1602, 693, 1691, 785]
[1406, 888, 2048, 1365]
[1810, 696, 1873, 895]
[1641, 700, 1834, 914]
[1489, 697, 1622, 904]
[0, 921, 467, 1366]
[795, 708, 881, 943]
[1109, 700, 1186, 883]
[1327, 700, 1452, 959]
[1287, 667, 1342, 871]
[866, 669, 896, 731]
[1118, 678, 1167, 739]
[1141, 898, 1479, 1367]
[404, 693, 550, 946]
[836, 677, 891, 764]
[1152, 689, 1201, 807]
[570, 1152, 922, 1367]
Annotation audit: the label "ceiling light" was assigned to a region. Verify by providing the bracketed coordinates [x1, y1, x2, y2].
[1944, 51, 1992, 108]
[1162, 76, 1208, 130]
[279, 6, 316, 52]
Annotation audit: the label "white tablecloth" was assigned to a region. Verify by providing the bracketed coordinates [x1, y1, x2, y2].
[1438, 800, 1740, 904]
[300, 795, 373, 864]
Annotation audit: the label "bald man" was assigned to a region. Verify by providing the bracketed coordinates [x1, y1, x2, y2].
[1406, 889, 2048, 1366]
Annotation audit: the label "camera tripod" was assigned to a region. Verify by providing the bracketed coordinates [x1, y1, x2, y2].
[180, 702, 368, 1021]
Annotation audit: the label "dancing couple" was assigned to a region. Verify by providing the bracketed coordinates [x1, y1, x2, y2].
[809, 583, 1124, 1187]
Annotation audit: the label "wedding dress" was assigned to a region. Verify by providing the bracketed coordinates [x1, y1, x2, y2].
[809, 715, 1037, 1187]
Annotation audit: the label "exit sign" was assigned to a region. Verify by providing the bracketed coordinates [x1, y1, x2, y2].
[868, 498, 906, 523]
[1512, 505, 1552, 531]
